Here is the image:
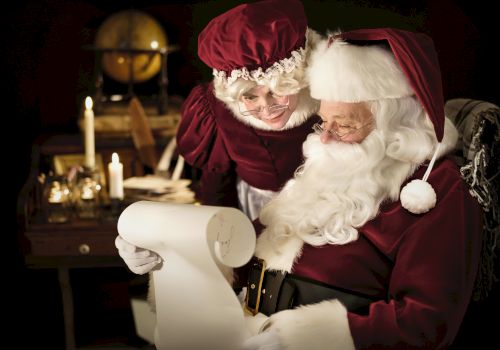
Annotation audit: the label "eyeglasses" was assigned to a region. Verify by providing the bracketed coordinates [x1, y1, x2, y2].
[312, 121, 374, 140]
[238, 95, 289, 117]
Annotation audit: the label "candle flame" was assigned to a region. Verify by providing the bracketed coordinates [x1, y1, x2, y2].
[150, 40, 159, 49]
[112, 152, 119, 164]
[85, 96, 93, 110]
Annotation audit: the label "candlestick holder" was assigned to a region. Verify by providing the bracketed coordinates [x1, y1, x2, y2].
[109, 197, 125, 217]
[74, 167, 103, 219]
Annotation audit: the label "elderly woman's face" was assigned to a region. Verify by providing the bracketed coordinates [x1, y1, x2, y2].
[239, 85, 299, 129]
[315, 101, 375, 143]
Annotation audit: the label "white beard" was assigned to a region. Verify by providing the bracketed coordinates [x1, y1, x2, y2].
[258, 130, 415, 248]
[255, 102, 458, 272]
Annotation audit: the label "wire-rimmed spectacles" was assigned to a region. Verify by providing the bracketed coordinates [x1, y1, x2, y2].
[312, 121, 374, 140]
[238, 95, 289, 117]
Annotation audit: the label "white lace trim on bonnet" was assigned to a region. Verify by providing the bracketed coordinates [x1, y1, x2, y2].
[212, 46, 306, 86]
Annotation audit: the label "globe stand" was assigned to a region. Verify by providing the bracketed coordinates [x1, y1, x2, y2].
[86, 46, 174, 116]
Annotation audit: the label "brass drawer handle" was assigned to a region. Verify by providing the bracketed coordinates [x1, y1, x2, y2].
[78, 244, 90, 255]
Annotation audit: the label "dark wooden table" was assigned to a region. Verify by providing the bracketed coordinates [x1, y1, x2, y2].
[17, 134, 156, 350]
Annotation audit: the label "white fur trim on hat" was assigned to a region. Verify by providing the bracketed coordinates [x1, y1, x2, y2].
[266, 299, 355, 350]
[307, 36, 413, 102]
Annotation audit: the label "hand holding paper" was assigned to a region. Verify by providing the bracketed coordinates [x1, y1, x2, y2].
[115, 235, 161, 275]
[117, 201, 256, 350]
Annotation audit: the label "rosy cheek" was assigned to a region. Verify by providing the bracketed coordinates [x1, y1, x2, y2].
[342, 133, 366, 144]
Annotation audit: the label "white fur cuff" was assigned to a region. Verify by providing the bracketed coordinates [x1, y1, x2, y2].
[244, 312, 270, 337]
[268, 299, 355, 350]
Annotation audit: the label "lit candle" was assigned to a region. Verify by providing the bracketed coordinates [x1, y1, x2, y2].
[84, 96, 95, 169]
[108, 152, 124, 200]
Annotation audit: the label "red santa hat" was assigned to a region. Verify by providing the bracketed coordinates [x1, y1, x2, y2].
[308, 28, 446, 214]
[197, 0, 308, 86]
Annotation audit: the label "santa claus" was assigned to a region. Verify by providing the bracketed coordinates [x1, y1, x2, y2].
[242, 29, 483, 350]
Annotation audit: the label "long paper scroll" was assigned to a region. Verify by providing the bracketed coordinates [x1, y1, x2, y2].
[117, 201, 256, 350]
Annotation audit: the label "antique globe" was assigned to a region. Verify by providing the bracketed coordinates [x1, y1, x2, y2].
[95, 10, 168, 83]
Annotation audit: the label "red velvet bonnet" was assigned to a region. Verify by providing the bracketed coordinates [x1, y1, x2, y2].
[198, 0, 308, 85]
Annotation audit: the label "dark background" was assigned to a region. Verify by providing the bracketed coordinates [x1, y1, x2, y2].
[5, 0, 499, 348]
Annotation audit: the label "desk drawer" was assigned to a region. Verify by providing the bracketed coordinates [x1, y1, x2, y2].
[28, 232, 117, 256]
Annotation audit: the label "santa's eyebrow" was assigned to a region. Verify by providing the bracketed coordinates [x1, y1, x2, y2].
[317, 112, 346, 121]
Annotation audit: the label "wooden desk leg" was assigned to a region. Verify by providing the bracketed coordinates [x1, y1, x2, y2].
[58, 267, 76, 350]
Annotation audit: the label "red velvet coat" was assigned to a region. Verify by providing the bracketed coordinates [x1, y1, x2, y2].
[256, 158, 483, 349]
[177, 82, 319, 207]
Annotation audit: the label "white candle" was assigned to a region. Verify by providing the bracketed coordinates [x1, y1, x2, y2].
[108, 152, 124, 199]
[84, 96, 95, 169]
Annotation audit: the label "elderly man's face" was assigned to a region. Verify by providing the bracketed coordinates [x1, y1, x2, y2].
[316, 101, 375, 143]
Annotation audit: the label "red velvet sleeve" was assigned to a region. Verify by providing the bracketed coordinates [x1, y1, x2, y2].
[177, 83, 219, 169]
[177, 84, 238, 207]
[348, 167, 483, 349]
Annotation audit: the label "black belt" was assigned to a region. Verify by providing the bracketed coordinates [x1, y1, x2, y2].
[244, 257, 378, 316]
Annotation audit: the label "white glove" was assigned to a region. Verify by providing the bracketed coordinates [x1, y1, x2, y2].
[237, 287, 247, 304]
[115, 235, 162, 274]
[242, 329, 282, 350]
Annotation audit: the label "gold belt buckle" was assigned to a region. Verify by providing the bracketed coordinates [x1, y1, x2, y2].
[244, 257, 266, 316]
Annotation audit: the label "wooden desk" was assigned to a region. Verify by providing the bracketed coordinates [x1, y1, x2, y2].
[22, 221, 133, 349]
[17, 134, 158, 350]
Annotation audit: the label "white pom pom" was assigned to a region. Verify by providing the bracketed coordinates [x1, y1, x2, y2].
[400, 179, 436, 214]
